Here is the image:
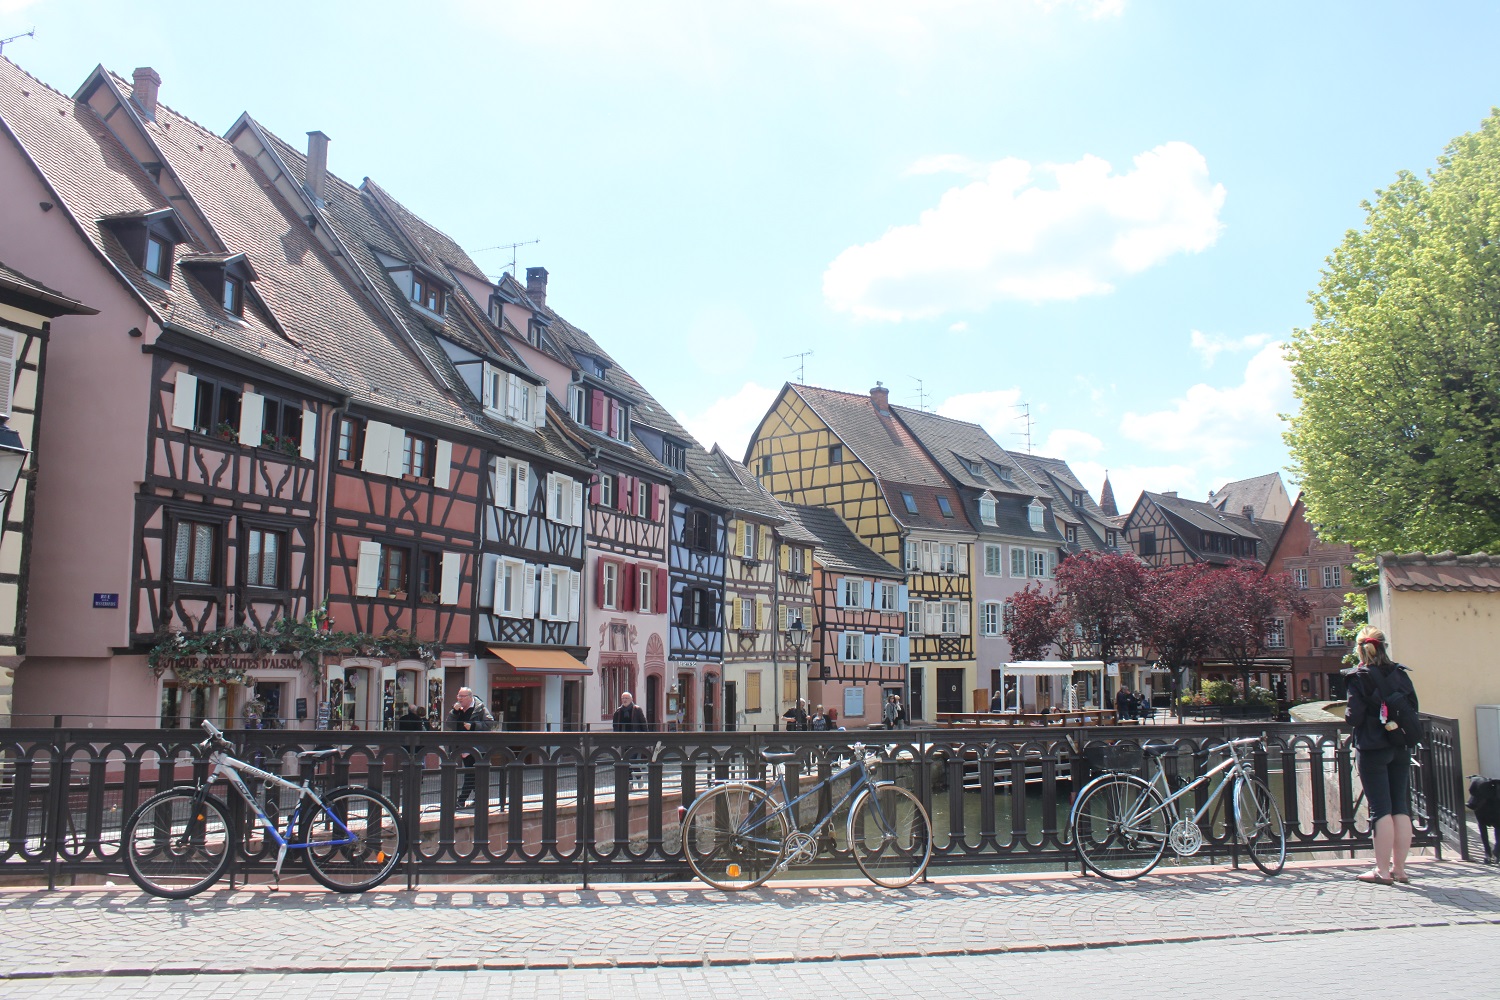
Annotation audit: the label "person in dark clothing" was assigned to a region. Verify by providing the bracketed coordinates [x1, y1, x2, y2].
[612, 691, 648, 731]
[1345, 625, 1420, 884]
[397, 705, 428, 731]
[1114, 686, 1134, 720]
[446, 687, 495, 810]
[989, 689, 1005, 713]
[783, 698, 809, 732]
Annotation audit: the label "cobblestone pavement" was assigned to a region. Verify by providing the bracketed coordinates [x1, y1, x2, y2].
[1, 860, 1496, 991]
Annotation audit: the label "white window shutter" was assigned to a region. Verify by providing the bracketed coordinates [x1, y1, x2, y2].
[355, 541, 381, 597]
[385, 427, 406, 478]
[957, 544, 969, 575]
[925, 602, 941, 634]
[170, 371, 196, 429]
[531, 384, 546, 428]
[522, 563, 537, 618]
[300, 409, 317, 460]
[513, 461, 530, 511]
[434, 440, 452, 489]
[921, 540, 935, 572]
[238, 391, 264, 447]
[493, 560, 507, 615]
[361, 420, 389, 473]
[546, 472, 560, 521]
[493, 459, 511, 508]
[959, 601, 971, 636]
[440, 552, 461, 605]
[571, 478, 584, 526]
[568, 569, 581, 620]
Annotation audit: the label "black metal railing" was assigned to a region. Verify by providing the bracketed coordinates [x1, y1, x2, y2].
[0, 716, 1468, 888]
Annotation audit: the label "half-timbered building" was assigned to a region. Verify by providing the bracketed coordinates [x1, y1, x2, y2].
[0, 263, 95, 726]
[746, 382, 976, 721]
[1122, 490, 1282, 570]
[777, 503, 907, 727]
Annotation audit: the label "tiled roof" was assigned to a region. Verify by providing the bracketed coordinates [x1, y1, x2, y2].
[794, 385, 950, 488]
[1142, 491, 1282, 564]
[0, 258, 95, 314]
[777, 503, 903, 579]
[889, 404, 1044, 496]
[1378, 552, 1500, 592]
[1209, 472, 1284, 518]
[361, 178, 488, 281]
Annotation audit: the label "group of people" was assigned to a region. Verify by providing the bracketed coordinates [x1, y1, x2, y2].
[1112, 686, 1153, 722]
[781, 698, 844, 731]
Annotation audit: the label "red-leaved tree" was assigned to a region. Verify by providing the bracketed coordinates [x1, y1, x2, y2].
[1135, 563, 1220, 710]
[1202, 560, 1312, 695]
[1001, 582, 1065, 661]
[1053, 551, 1148, 663]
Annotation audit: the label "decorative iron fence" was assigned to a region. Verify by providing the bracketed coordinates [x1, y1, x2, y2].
[0, 716, 1467, 889]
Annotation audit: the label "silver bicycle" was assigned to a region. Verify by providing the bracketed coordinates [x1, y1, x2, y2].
[121, 720, 405, 898]
[1070, 736, 1286, 880]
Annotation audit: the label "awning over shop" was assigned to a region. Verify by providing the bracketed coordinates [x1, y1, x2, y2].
[1000, 660, 1106, 677]
[486, 647, 592, 675]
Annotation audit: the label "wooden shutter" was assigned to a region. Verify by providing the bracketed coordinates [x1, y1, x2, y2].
[513, 461, 530, 511]
[355, 541, 381, 597]
[300, 408, 317, 460]
[545, 472, 560, 521]
[492, 560, 508, 615]
[834, 577, 847, 607]
[652, 483, 665, 522]
[434, 440, 452, 489]
[921, 540, 936, 572]
[925, 602, 941, 635]
[571, 479, 584, 527]
[614, 474, 628, 512]
[589, 389, 606, 431]
[863, 581, 875, 609]
[361, 420, 389, 473]
[522, 563, 537, 618]
[493, 459, 511, 508]
[836, 632, 849, 662]
[897, 585, 909, 618]
[170, 371, 197, 429]
[622, 561, 638, 612]
[758, 598, 769, 631]
[589, 476, 601, 506]
[531, 384, 546, 428]
[957, 544, 969, 575]
[595, 562, 608, 608]
[959, 602, 971, 637]
[727, 598, 738, 630]
[238, 391, 264, 447]
[864, 633, 876, 663]
[898, 635, 910, 663]
[439, 551, 461, 605]
[385, 427, 407, 478]
[568, 570, 581, 620]
[654, 567, 668, 613]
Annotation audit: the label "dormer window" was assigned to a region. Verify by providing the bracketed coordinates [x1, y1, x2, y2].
[222, 275, 243, 315]
[412, 271, 445, 314]
[1027, 500, 1045, 531]
[144, 235, 170, 279]
[978, 493, 997, 526]
[584, 387, 629, 442]
[102, 208, 191, 287]
[181, 252, 258, 321]
[936, 496, 954, 518]
[1072, 490, 1085, 507]
[483, 363, 545, 429]
[661, 438, 686, 472]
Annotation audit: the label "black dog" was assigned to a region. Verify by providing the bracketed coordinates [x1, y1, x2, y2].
[1467, 776, 1500, 864]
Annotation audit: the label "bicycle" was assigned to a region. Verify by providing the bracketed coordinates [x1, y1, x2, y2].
[1069, 735, 1286, 881]
[121, 720, 406, 898]
[679, 742, 932, 890]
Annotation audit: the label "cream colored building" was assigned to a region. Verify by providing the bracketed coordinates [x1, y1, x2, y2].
[1366, 551, 1500, 777]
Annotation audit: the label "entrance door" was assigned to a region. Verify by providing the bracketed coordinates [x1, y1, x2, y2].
[703, 676, 717, 731]
[937, 668, 964, 714]
[645, 674, 662, 731]
[908, 667, 924, 721]
[562, 680, 581, 731]
[491, 686, 532, 731]
[724, 681, 738, 732]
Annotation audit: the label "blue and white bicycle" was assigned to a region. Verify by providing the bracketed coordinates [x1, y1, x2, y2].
[122, 720, 405, 897]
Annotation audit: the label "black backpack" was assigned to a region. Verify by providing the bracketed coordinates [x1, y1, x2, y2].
[1368, 665, 1422, 748]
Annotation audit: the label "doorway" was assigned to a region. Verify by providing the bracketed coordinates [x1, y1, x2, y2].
[908, 667, 924, 721]
[702, 674, 718, 731]
[645, 674, 662, 731]
[937, 668, 965, 714]
[724, 681, 738, 732]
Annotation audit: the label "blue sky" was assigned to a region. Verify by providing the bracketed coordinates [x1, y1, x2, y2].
[6, 0, 1499, 510]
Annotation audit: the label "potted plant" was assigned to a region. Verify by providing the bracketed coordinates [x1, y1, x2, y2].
[214, 421, 238, 443]
[419, 591, 440, 604]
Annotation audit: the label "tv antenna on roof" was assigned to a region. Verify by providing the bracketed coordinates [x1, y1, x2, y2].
[909, 376, 929, 412]
[785, 350, 813, 384]
[1013, 402, 1035, 453]
[476, 238, 541, 279]
[0, 28, 35, 55]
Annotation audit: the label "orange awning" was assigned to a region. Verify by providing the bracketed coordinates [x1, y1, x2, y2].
[486, 647, 592, 675]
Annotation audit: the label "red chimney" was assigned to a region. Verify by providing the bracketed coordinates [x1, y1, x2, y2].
[132, 67, 161, 120]
[870, 382, 889, 411]
[526, 266, 548, 308]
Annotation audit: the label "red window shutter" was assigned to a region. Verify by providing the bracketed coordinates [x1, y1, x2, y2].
[623, 562, 638, 611]
[623, 476, 636, 514]
[654, 567, 668, 614]
[590, 477, 601, 506]
[607, 398, 620, 437]
[651, 483, 664, 522]
[615, 474, 628, 511]
[595, 561, 607, 609]
[589, 390, 606, 432]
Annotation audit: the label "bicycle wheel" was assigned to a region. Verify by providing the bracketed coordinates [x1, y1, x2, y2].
[1233, 777, 1286, 875]
[121, 788, 233, 899]
[848, 783, 932, 888]
[1073, 774, 1168, 880]
[300, 786, 406, 892]
[681, 782, 788, 890]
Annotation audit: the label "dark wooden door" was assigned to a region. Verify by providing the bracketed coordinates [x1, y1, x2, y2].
[937, 668, 965, 714]
[724, 682, 738, 732]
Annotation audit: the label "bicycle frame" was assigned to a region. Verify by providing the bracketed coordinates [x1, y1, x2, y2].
[197, 749, 360, 866]
[725, 752, 888, 847]
[1071, 738, 1259, 835]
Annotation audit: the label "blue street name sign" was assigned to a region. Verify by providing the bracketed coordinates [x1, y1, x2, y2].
[92, 593, 119, 609]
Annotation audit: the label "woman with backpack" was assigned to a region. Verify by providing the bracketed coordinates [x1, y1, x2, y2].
[1344, 625, 1420, 885]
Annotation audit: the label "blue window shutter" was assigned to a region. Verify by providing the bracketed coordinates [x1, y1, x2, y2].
[897, 585, 909, 615]
[863, 633, 874, 662]
[863, 581, 874, 608]
[836, 632, 847, 662]
[835, 577, 847, 607]
[898, 635, 910, 664]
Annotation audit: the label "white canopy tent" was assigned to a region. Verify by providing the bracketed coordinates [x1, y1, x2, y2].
[994, 661, 1107, 713]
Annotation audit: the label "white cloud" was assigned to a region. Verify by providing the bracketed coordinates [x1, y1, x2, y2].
[1189, 329, 1273, 367]
[684, 304, 758, 377]
[823, 142, 1226, 320]
[681, 381, 778, 458]
[1120, 340, 1292, 462]
[1068, 461, 1201, 515]
[936, 388, 1026, 443]
[948, 320, 969, 333]
[906, 154, 987, 178]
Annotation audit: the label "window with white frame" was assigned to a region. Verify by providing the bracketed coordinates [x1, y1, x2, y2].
[982, 602, 1001, 636]
[1027, 501, 1045, 531]
[742, 523, 758, 559]
[540, 566, 574, 620]
[978, 495, 997, 526]
[904, 540, 919, 571]
[1266, 618, 1286, 648]
[788, 547, 806, 574]
[879, 582, 899, 611]
[842, 632, 865, 661]
[602, 561, 620, 610]
[737, 597, 755, 630]
[939, 543, 956, 573]
[1031, 549, 1051, 578]
[599, 474, 615, 509]
[908, 599, 924, 635]
[1011, 546, 1027, 577]
[985, 544, 1003, 577]
[1293, 568, 1308, 589]
[1325, 616, 1342, 646]
[879, 635, 899, 664]
[494, 558, 527, 618]
[634, 483, 651, 519]
[1322, 565, 1343, 588]
[840, 578, 863, 608]
[568, 384, 586, 424]
[940, 601, 959, 634]
[637, 565, 653, 613]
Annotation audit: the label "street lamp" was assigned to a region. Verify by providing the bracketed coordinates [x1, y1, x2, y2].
[785, 615, 807, 712]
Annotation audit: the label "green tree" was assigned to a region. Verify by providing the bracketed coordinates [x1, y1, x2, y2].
[1286, 110, 1500, 555]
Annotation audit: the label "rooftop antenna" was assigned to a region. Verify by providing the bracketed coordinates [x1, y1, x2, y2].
[909, 376, 929, 412]
[476, 238, 541, 279]
[785, 350, 813, 384]
[0, 28, 35, 55]
[1012, 402, 1034, 453]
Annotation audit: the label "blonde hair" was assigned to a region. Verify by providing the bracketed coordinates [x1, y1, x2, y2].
[1355, 625, 1391, 667]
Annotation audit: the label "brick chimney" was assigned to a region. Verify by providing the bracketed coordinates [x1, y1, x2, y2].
[305, 131, 330, 204]
[1242, 505, 1255, 523]
[870, 382, 889, 411]
[526, 266, 548, 307]
[1162, 491, 1178, 498]
[131, 67, 161, 120]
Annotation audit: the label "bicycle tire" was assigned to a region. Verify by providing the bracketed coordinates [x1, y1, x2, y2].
[848, 783, 932, 888]
[681, 782, 788, 891]
[300, 786, 406, 892]
[1233, 776, 1286, 875]
[121, 787, 234, 899]
[1073, 773, 1168, 880]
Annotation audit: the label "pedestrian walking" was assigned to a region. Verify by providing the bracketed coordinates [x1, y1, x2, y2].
[810, 704, 829, 731]
[1344, 625, 1420, 885]
[783, 698, 809, 732]
[446, 687, 495, 811]
[883, 693, 904, 730]
[613, 691, 649, 789]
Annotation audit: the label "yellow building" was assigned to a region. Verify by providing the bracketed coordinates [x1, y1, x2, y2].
[0, 263, 96, 726]
[1367, 551, 1500, 777]
[747, 382, 976, 721]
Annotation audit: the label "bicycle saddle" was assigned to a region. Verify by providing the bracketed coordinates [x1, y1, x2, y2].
[1141, 741, 1172, 757]
[760, 750, 802, 764]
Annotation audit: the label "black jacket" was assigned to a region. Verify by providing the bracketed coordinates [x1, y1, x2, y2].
[1345, 662, 1418, 751]
[612, 704, 648, 732]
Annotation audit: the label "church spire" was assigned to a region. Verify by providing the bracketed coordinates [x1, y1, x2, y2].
[1099, 471, 1118, 518]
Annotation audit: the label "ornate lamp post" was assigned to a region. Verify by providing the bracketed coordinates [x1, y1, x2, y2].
[785, 615, 807, 712]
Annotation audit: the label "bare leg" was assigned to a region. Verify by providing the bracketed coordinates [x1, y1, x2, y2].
[1370, 815, 1393, 879]
[1391, 813, 1414, 879]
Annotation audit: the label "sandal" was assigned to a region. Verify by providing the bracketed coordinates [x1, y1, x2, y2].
[1392, 874, 1410, 884]
[1356, 871, 1394, 885]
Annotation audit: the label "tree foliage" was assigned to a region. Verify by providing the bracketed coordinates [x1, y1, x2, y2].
[1000, 582, 1064, 661]
[1201, 561, 1310, 692]
[1286, 110, 1500, 555]
[1134, 563, 1219, 702]
[1052, 551, 1147, 662]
